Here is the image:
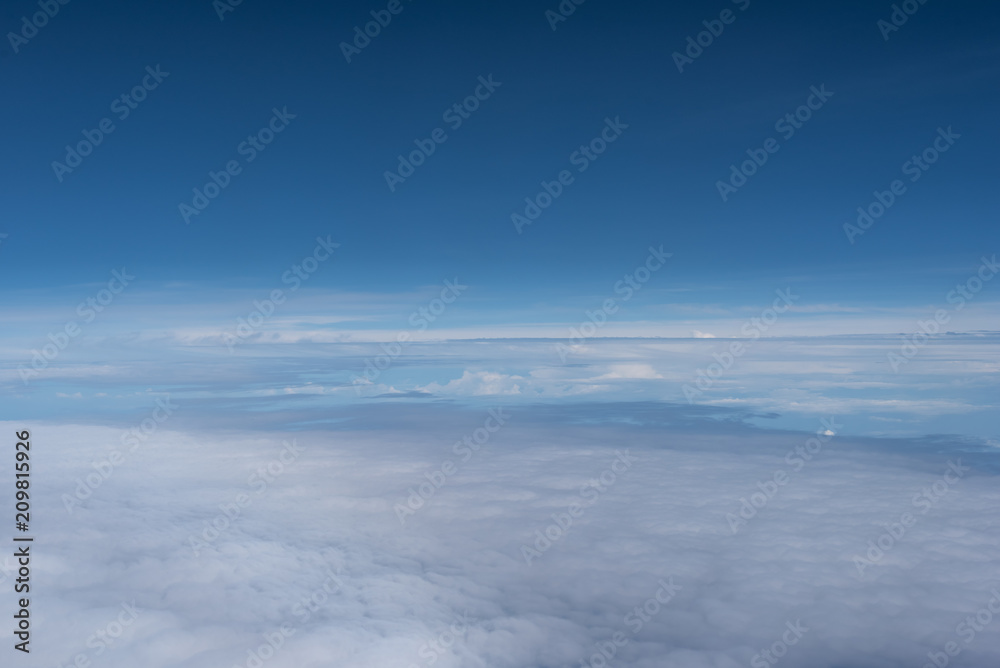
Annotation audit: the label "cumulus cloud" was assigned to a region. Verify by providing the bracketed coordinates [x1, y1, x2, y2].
[9, 404, 1000, 668]
[3, 293, 998, 666]
[6, 332, 998, 439]
[421, 370, 525, 396]
[589, 363, 663, 380]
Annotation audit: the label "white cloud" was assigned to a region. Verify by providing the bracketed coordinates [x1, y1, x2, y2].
[590, 363, 663, 380]
[13, 414, 1000, 668]
[421, 370, 524, 396]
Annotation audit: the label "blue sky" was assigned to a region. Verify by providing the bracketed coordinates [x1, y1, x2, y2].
[2, 0, 999, 441]
[2, 0, 998, 298]
[4, 3, 1000, 666]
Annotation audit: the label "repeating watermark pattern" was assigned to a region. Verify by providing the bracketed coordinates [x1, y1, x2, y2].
[545, 0, 587, 31]
[750, 620, 809, 667]
[672, 0, 751, 73]
[384, 75, 502, 192]
[844, 126, 960, 244]
[61, 397, 179, 513]
[579, 578, 682, 668]
[221, 236, 339, 352]
[188, 440, 305, 556]
[878, 0, 932, 41]
[52, 66, 170, 182]
[18, 268, 135, 385]
[52, 601, 143, 668]
[178, 107, 296, 224]
[230, 568, 344, 668]
[213, 0, 245, 21]
[716, 85, 834, 201]
[393, 408, 509, 525]
[351, 278, 467, 388]
[852, 459, 969, 578]
[511, 117, 628, 234]
[6, 0, 72, 54]
[405, 612, 485, 668]
[520, 450, 638, 565]
[340, 0, 415, 63]
[726, 418, 840, 534]
[291, 569, 345, 625]
[887, 255, 997, 371]
[682, 288, 799, 403]
[921, 589, 1000, 668]
[556, 246, 671, 362]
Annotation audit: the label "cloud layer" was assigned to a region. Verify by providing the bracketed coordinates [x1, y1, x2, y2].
[9, 404, 1000, 667]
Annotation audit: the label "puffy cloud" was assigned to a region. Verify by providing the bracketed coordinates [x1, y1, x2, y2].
[10, 404, 1000, 668]
[6, 333, 998, 439]
[590, 363, 663, 380]
[421, 370, 525, 396]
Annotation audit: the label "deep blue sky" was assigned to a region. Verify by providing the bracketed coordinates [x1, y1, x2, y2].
[2, 0, 998, 303]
